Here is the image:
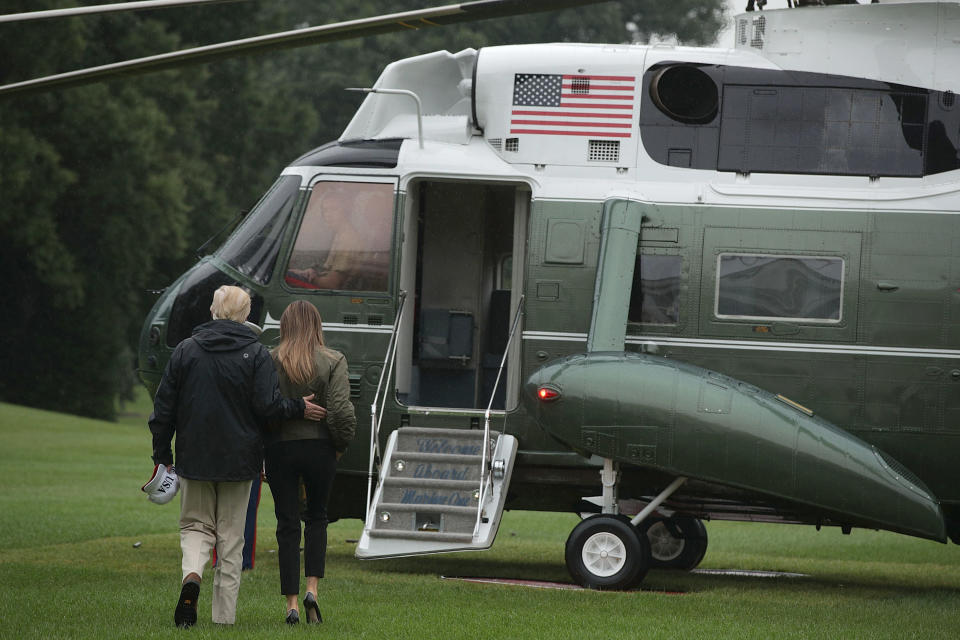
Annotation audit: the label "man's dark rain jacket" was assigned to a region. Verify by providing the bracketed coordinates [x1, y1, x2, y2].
[149, 319, 305, 482]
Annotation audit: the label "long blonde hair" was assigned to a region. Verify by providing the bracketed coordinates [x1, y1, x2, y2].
[274, 301, 325, 385]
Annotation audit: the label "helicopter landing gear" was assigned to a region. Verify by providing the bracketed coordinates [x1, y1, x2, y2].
[564, 460, 650, 589]
[565, 463, 692, 589]
[638, 516, 708, 570]
[565, 514, 651, 590]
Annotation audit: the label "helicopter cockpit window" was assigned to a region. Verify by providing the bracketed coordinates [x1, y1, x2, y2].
[285, 181, 394, 292]
[715, 254, 843, 323]
[628, 255, 682, 324]
[217, 175, 300, 285]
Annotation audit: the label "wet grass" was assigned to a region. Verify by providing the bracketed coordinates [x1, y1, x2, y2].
[2, 399, 960, 638]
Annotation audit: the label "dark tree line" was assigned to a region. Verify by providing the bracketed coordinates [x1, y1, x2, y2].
[0, 0, 724, 420]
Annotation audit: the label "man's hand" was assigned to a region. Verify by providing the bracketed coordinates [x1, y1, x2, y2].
[289, 267, 319, 281]
[302, 393, 327, 421]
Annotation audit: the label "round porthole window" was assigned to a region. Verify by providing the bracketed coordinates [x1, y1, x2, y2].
[649, 65, 719, 124]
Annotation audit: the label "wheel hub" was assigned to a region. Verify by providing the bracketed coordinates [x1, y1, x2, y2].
[581, 531, 627, 577]
[647, 521, 685, 562]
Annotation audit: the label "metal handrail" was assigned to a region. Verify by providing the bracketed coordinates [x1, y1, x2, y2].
[365, 290, 407, 524]
[473, 294, 525, 536]
[345, 87, 424, 149]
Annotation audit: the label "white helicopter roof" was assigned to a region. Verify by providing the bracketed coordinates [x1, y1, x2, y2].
[734, 0, 960, 93]
[341, 0, 959, 152]
[329, 0, 960, 213]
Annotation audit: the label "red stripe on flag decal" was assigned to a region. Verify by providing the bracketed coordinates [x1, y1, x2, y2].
[509, 129, 632, 138]
[561, 93, 634, 100]
[511, 110, 633, 118]
[511, 119, 631, 128]
[525, 102, 634, 110]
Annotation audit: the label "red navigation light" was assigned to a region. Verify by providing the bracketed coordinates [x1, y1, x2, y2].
[538, 386, 560, 402]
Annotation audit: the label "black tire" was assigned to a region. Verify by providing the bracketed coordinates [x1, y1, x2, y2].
[638, 516, 708, 570]
[565, 514, 651, 589]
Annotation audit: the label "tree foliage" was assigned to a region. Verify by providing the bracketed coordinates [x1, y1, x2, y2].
[0, 0, 724, 419]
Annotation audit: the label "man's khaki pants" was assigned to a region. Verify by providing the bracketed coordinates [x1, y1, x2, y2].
[179, 478, 253, 625]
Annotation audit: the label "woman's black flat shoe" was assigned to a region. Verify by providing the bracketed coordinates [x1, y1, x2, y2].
[286, 609, 300, 625]
[303, 592, 323, 624]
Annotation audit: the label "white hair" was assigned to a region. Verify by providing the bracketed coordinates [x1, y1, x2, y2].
[209, 285, 251, 323]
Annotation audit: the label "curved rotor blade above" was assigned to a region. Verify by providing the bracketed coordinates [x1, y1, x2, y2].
[0, 0, 610, 99]
[0, 0, 247, 24]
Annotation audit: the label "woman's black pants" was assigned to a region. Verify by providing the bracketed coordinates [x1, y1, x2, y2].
[264, 439, 337, 595]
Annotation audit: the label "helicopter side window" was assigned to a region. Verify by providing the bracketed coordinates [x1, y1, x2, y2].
[627, 254, 682, 324]
[719, 87, 926, 177]
[715, 254, 843, 323]
[285, 181, 393, 292]
[217, 175, 300, 285]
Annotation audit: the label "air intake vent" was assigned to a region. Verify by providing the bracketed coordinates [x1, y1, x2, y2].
[348, 374, 362, 399]
[942, 91, 955, 109]
[505, 138, 519, 152]
[367, 314, 383, 326]
[571, 76, 590, 94]
[875, 448, 931, 497]
[751, 16, 766, 49]
[588, 139, 620, 163]
[343, 314, 360, 325]
[737, 19, 748, 45]
[487, 138, 502, 151]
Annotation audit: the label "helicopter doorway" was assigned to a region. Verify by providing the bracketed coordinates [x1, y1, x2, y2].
[395, 180, 527, 411]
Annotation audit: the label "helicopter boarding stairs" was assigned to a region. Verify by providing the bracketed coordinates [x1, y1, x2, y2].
[356, 294, 521, 559]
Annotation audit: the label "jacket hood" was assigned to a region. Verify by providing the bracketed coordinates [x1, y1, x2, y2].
[192, 319, 259, 352]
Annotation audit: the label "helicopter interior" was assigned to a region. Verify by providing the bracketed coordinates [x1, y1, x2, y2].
[394, 180, 527, 412]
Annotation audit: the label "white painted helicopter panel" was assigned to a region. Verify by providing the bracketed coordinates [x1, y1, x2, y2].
[473, 43, 644, 169]
[733, 1, 960, 93]
[341, 48, 477, 143]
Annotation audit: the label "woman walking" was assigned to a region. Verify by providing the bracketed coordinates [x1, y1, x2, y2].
[265, 301, 356, 624]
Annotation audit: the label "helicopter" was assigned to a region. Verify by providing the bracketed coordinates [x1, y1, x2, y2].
[6, 0, 960, 590]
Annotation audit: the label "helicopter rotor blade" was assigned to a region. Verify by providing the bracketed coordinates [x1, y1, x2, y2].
[0, 0, 610, 99]
[0, 0, 248, 24]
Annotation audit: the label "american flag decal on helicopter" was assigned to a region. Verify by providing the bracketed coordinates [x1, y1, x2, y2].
[510, 73, 635, 138]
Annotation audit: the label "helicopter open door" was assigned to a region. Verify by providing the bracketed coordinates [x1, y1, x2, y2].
[394, 180, 528, 411]
[356, 179, 526, 559]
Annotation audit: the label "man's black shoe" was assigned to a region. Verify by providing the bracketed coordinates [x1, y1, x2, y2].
[174, 580, 201, 628]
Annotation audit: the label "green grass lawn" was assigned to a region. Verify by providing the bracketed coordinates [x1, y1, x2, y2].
[2, 397, 960, 639]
